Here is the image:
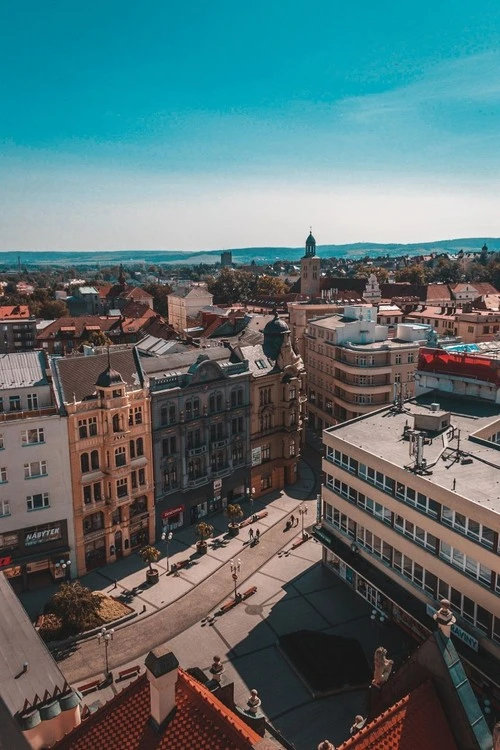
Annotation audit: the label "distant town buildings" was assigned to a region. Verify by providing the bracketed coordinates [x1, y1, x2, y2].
[220, 250, 233, 267]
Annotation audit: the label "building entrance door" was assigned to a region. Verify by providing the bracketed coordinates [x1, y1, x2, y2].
[115, 531, 123, 559]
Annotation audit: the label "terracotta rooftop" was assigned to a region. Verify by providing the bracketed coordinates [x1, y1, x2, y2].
[36, 316, 121, 339]
[338, 682, 457, 750]
[0, 305, 31, 320]
[53, 669, 262, 750]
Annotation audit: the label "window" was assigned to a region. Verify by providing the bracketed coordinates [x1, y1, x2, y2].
[83, 512, 104, 535]
[210, 423, 224, 442]
[9, 395, 21, 411]
[261, 475, 272, 490]
[0, 531, 17, 547]
[0, 500, 10, 516]
[289, 385, 296, 400]
[0, 398, 3, 413]
[83, 482, 102, 504]
[78, 417, 97, 439]
[129, 406, 143, 425]
[0, 467, 6, 483]
[162, 436, 177, 456]
[290, 441, 296, 457]
[24, 461, 47, 479]
[395, 354, 402, 365]
[22, 428, 44, 445]
[394, 373, 401, 383]
[260, 388, 272, 406]
[130, 437, 145, 457]
[407, 353, 414, 364]
[290, 411, 297, 426]
[116, 478, 128, 498]
[115, 447, 126, 467]
[232, 417, 244, 435]
[27, 492, 50, 511]
[259, 413, 272, 431]
[81, 453, 90, 473]
[112, 414, 122, 432]
[232, 443, 243, 463]
[26, 393, 39, 410]
[188, 458, 203, 479]
[0, 434, 3, 450]
[162, 465, 178, 490]
[262, 443, 271, 461]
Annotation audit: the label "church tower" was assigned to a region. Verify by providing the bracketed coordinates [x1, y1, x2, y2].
[300, 231, 321, 298]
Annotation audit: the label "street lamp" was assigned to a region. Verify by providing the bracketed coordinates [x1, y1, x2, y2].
[161, 529, 173, 571]
[298, 503, 308, 539]
[246, 486, 256, 519]
[98, 626, 114, 681]
[56, 559, 71, 581]
[370, 609, 386, 640]
[230, 559, 241, 602]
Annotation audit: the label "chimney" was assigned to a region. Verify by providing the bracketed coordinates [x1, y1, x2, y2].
[145, 647, 179, 730]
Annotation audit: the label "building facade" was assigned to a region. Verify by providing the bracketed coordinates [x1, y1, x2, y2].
[167, 284, 214, 333]
[300, 231, 321, 299]
[0, 305, 37, 354]
[143, 348, 251, 532]
[315, 382, 500, 696]
[51, 349, 154, 576]
[230, 315, 306, 499]
[0, 352, 74, 591]
[305, 306, 427, 431]
[288, 302, 345, 360]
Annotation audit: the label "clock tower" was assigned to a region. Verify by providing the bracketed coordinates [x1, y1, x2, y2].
[300, 231, 321, 298]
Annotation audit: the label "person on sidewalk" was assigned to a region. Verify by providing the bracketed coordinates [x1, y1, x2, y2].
[255, 528, 260, 543]
[249, 528, 254, 542]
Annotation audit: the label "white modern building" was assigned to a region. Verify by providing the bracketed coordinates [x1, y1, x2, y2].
[0, 352, 74, 591]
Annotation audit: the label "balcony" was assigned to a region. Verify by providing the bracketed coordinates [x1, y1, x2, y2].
[212, 466, 231, 479]
[0, 406, 58, 422]
[336, 359, 392, 375]
[212, 437, 229, 448]
[187, 444, 207, 457]
[187, 475, 209, 488]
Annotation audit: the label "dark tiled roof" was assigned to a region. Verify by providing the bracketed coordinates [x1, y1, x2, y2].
[53, 670, 261, 750]
[53, 349, 143, 403]
[338, 682, 457, 750]
[141, 347, 229, 377]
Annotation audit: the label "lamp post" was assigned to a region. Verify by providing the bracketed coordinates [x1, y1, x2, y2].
[298, 503, 308, 539]
[230, 559, 241, 602]
[56, 558, 71, 581]
[246, 486, 256, 519]
[370, 609, 386, 641]
[98, 626, 114, 681]
[161, 529, 173, 571]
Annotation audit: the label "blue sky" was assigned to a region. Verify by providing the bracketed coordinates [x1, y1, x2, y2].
[2, 1, 500, 250]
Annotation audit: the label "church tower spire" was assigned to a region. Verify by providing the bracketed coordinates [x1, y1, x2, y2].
[300, 229, 321, 298]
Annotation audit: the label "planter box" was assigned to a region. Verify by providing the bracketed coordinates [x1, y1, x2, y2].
[146, 569, 159, 585]
[197, 543, 208, 555]
[228, 525, 240, 537]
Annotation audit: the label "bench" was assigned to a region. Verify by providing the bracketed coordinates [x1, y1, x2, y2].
[117, 665, 141, 681]
[77, 679, 101, 694]
[220, 599, 236, 614]
[242, 586, 257, 600]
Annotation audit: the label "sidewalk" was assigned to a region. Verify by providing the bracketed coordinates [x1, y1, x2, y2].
[26, 454, 320, 684]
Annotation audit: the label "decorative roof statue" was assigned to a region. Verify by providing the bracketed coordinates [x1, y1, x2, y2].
[209, 655, 224, 683]
[371, 646, 393, 688]
[426, 326, 439, 348]
[433, 598, 456, 639]
[318, 741, 336, 750]
[246, 688, 261, 716]
[350, 715, 367, 735]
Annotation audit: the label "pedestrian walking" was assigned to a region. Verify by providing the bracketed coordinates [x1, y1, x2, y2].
[255, 528, 260, 542]
[249, 528, 254, 541]
[290, 514, 295, 527]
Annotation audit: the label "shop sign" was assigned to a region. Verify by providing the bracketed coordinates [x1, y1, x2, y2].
[25, 526, 62, 547]
[214, 479, 222, 491]
[314, 527, 334, 547]
[426, 604, 479, 652]
[251, 447, 262, 466]
[392, 604, 429, 643]
[162, 505, 184, 520]
[0, 555, 12, 567]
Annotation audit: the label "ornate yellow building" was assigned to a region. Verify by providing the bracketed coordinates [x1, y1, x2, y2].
[52, 349, 154, 576]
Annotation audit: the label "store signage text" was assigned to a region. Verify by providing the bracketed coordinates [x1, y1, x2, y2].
[25, 527, 61, 547]
[161, 505, 184, 520]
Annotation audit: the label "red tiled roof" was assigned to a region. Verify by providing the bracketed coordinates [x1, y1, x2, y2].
[36, 316, 121, 340]
[0, 305, 31, 320]
[338, 682, 457, 750]
[54, 669, 262, 750]
[123, 286, 153, 300]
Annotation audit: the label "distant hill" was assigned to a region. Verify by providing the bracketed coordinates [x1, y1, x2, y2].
[1, 237, 498, 268]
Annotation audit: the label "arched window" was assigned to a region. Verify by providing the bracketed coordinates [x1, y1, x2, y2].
[169, 405, 176, 424]
[136, 437, 144, 456]
[193, 398, 200, 418]
[216, 393, 223, 411]
[112, 414, 120, 433]
[231, 390, 237, 408]
[129, 439, 136, 459]
[185, 401, 192, 420]
[91, 450, 99, 470]
[209, 393, 215, 413]
[80, 453, 89, 473]
[160, 406, 168, 425]
[237, 388, 243, 405]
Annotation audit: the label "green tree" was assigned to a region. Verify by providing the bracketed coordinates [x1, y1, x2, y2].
[80, 330, 112, 348]
[139, 544, 161, 573]
[49, 581, 101, 633]
[38, 299, 68, 319]
[225, 503, 244, 529]
[196, 521, 214, 545]
[395, 265, 427, 284]
[143, 283, 172, 317]
[207, 268, 257, 305]
[255, 275, 288, 296]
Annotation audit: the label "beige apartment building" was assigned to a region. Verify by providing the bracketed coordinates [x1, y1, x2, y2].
[51, 349, 154, 576]
[305, 306, 427, 431]
[288, 302, 345, 360]
[314, 360, 500, 698]
[167, 284, 213, 333]
[406, 306, 500, 343]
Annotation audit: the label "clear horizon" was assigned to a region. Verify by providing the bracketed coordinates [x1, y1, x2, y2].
[2, 1, 500, 251]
